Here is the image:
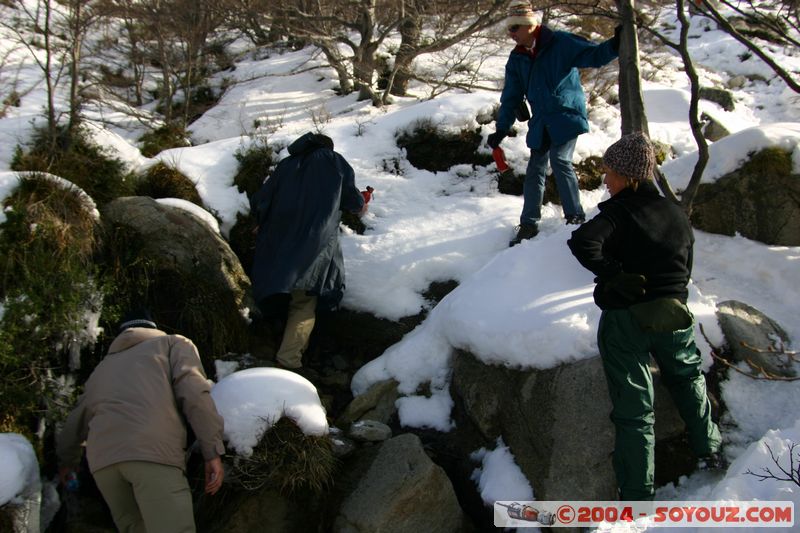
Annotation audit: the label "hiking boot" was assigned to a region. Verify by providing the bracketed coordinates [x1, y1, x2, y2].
[565, 214, 585, 225]
[697, 451, 729, 471]
[509, 223, 538, 247]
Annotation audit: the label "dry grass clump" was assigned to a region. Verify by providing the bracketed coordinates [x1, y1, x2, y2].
[134, 162, 204, 207]
[230, 417, 336, 495]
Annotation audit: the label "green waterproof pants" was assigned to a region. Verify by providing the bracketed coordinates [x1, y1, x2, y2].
[597, 299, 722, 501]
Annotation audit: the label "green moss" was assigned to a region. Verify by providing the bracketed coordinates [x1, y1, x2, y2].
[741, 146, 792, 176]
[134, 162, 204, 207]
[10, 126, 131, 206]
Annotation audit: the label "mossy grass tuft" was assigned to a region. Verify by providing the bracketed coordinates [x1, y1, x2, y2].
[0, 173, 101, 440]
[396, 118, 492, 172]
[230, 417, 336, 494]
[10, 125, 131, 206]
[228, 142, 275, 274]
[233, 142, 275, 199]
[138, 124, 192, 158]
[134, 162, 204, 207]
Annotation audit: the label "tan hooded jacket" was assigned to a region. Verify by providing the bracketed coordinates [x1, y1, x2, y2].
[57, 328, 225, 473]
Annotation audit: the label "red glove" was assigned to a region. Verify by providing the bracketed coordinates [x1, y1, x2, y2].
[362, 186, 374, 204]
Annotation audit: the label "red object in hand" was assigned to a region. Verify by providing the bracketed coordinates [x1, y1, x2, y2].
[362, 186, 374, 204]
[492, 147, 510, 173]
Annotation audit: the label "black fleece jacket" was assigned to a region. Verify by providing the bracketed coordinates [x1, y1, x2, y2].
[567, 180, 694, 309]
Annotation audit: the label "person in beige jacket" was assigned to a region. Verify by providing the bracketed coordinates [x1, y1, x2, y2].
[57, 311, 226, 533]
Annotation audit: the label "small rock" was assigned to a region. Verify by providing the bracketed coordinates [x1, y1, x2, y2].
[348, 420, 392, 442]
[727, 75, 746, 89]
[328, 429, 358, 457]
[337, 379, 399, 428]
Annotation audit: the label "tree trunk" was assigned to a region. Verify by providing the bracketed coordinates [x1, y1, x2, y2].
[43, 0, 58, 147]
[390, 14, 420, 97]
[352, 0, 378, 102]
[615, 0, 648, 136]
[319, 45, 354, 95]
[675, 0, 709, 214]
[67, 0, 84, 133]
[615, 0, 680, 203]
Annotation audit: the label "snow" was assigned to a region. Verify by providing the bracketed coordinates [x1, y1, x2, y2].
[210, 367, 329, 456]
[471, 438, 535, 505]
[0, 433, 40, 506]
[156, 198, 221, 234]
[0, 0, 799, 527]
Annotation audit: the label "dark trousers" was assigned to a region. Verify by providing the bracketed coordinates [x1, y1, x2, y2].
[597, 300, 722, 500]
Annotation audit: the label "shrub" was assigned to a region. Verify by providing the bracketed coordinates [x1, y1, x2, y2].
[139, 124, 191, 158]
[233, 142, 275, 199]
[134, 162, 204, 207]
[0, 174, 101, 440]
[396, 119, 492, 172]
[10, 126, 131, 206]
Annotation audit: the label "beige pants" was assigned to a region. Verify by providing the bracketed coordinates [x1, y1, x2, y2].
[276, 290, 317, 368]
[93, 461, 195, 533]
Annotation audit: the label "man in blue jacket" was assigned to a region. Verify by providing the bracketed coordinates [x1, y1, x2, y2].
[488, 0, 620, 246]
[251, 133, 364, 370]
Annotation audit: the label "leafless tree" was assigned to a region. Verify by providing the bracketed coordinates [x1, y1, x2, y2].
[384, 0, 508, 101]
[693, 0, 800, 93]
[3, 0, 64, 141]
[63, 0, 101, 133]
[224, 0, 274, 45]
[276, 0, 401, 104]
[745, 442, 800, 488]
[95, 0, 152, 107]
[638, 0, 712, 212]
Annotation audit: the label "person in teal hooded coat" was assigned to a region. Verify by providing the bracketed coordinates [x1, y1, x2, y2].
[251, 132, 364, 369]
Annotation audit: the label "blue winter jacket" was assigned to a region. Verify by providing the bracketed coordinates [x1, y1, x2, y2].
[496, 26, 619, 149]
[250, 133, 364, 310]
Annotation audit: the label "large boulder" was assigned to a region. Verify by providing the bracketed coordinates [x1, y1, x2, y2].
[451, 350, 688, 501]
[101, 196, 253, 371]
[716, 300, 795, 377]
[690, 147, 800, 245]
[333, 433, 468, 533]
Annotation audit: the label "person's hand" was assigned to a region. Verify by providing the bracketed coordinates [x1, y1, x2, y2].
[58, 466, 74, 487]
[611, 24, 623, 52]
[606, 272, 646, 301]
[487, 131, 507, 149]
[204, 456, 224, 495]
[59, 466, 80, 491]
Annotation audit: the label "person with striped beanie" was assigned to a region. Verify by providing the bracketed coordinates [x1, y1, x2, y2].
[567, 132, 724, 501]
